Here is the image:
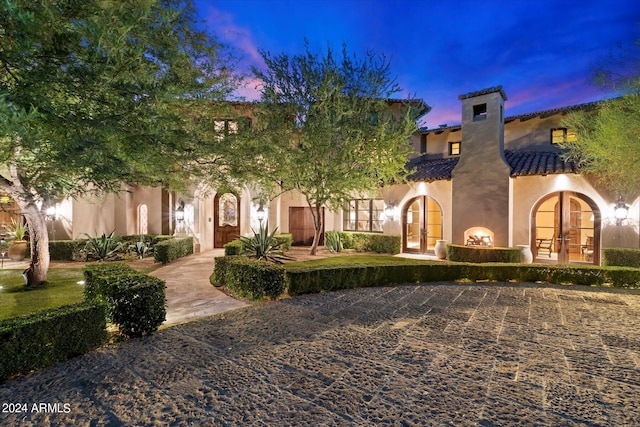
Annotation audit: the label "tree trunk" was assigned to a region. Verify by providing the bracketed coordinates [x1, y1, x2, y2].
[309, 202, 323, 256]
[19, 202, 50, 287]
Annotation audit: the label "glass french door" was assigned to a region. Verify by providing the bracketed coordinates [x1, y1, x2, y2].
[532, 191, 600, 264]
[403, 196, 442, 254]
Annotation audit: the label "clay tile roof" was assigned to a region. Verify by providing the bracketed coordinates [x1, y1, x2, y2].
[458, 85, 508, 101]
[505, 150, 578, 177]
[407, 156, 459, 182]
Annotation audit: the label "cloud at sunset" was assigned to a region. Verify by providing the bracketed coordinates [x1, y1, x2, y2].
[195, 0, 639, 122]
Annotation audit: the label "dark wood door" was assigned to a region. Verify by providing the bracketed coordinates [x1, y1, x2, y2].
[214, 193, 240, 248]
[289, 207, 324, 246]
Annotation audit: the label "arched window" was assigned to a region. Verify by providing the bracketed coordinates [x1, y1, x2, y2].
[138, 204, 148, 235]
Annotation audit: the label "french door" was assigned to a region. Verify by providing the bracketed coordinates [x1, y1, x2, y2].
[402, 196, 443, 254]
[532, 191, 600, 264]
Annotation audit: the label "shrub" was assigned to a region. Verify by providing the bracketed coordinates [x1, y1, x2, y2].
[224, 239, 244, 255]
[49, 239, 88, 261]
[0, 302, 107, 382]
[213, 256, 285, 300]
[84, 263, 166, 337]
[335, 232, 401, 254]
[274, 233, 293, 251]
[603, 247, 640, 267]
[154, 236, 193, 264]
[446, 244, 521, 263]
[285, 262, 640, 296]
[128, 235, 151, 259]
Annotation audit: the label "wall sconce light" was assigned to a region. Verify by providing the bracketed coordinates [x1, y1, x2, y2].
[614, 197, 629, 226]
[45, 206, 57, 220]
[384, 201, 395, 220]
[175, 200, 185, 222]
[256, 202, 265, 225]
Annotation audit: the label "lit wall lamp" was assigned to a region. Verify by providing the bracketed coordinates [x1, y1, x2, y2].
[175, 200, 185, 222]
[256, 202, 265, 225]
[45, 206, 57, 220]
[614, 197, 629, 226]
[384, 201, 396, 220]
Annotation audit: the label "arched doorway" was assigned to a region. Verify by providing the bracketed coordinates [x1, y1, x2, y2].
[214, 193, 240, 248]
[402, 196, 443, 254]
[531, 191, 600, 264]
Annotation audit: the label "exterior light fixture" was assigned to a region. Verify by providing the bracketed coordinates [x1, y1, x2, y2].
[384, 201, 395, 219]
[614, 197, 629, 226]
[175, 200, 185, 222]
[45, 206, 57, 220]
[256, 202, 265, 225]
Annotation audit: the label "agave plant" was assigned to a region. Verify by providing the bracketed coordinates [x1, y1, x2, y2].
[239, 222, 291, 263]
[84, 231, 123, 261]
[325, 231, 343, 253]
[128, 235, 151, 259]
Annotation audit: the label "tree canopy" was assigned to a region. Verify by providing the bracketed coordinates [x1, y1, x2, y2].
[0, 0, 241, 284]
[561, 37, 640, 198]
[247, 42, 427, 254]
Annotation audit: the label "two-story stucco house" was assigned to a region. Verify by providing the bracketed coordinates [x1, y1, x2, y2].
[3, 86, 637, 265]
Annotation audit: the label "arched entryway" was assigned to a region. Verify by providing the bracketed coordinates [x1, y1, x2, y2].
[214, 193, 240, 248]
[531, 191, 601, 264]
[402, 196, 443, 254]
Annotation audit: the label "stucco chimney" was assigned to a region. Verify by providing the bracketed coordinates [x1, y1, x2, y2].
[451, 86, 511, 247]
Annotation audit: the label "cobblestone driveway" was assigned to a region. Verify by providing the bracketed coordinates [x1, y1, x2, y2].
[1, 283, 640, 426]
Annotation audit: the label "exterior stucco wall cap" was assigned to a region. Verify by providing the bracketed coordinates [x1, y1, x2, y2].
[458, 85, 508, 101]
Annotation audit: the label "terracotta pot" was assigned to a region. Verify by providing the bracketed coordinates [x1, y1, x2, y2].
[434, 240, 448, 260]
[8, 240, 27, 262]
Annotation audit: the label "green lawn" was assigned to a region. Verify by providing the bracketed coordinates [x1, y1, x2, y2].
[0, 269, 85, 321]
[283, 255, 436, 269]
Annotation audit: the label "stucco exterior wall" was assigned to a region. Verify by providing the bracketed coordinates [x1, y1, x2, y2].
[504, 115, 566, 152]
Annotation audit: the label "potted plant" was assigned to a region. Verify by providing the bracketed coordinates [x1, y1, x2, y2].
[7, 218, 28, 261]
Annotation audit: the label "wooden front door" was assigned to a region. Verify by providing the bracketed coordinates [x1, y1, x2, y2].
[214, 193, 240, 248]
[289, 207, 324, 246]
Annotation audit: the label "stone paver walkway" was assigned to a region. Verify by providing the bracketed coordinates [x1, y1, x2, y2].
[149, 249, 248, 325]
[1, 282, 640, 426]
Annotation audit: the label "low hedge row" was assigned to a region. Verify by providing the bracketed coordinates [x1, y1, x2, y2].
[0, 302, 108, 382]
[223, 233, 293, 256]
[285, 262, 640, 296]
[213, 256, 286, 300]
[334, 232, 401, 254]
[446, 244, 521, 263]
[154, 236, 194, 264]
[45, 235, 175, 261]
[603, 247, 640, 267]
[84, 262, 166, 337]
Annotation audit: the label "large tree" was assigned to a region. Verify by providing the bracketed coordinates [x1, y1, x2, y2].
[561, 37, 640, 198]
[0, 0, 240, 285]
[248, 42, 427, 254]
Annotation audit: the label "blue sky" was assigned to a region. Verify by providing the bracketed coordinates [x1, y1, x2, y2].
[195, 0, 640, 128]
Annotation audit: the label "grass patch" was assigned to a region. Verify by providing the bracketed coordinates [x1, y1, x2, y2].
[284, 255, 435, 269]
[0, 269, 85, 321]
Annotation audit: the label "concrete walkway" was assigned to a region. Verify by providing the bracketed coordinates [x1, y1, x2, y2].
[149, 249, 248, 325]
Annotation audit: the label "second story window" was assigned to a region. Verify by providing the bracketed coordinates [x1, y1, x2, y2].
[449, 141, 461, 156]
[214, 119, 239, 141]
[551, 128, 577, 144]
[473, 103, 487, 121]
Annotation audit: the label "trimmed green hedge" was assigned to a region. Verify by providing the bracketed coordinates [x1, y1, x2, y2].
[335, 232, 401, 254]
[0, 302, 107, 382]
[603, 247, 640, 267]
[447, 244, 521, 263]
[213, 256, 285, 300]
[274, 233, 293, 251]
[84, 262, 166, 337]
[49, 239, 88, 261]
[285, 262, 640, 296]
[154, 236, 193, 264]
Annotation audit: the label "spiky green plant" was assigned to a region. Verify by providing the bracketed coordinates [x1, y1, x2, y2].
[129, 236, 151, 259]
[239, 223, 292, 264]
[84, 231, 123, 261]
[325, 231, 343, 253]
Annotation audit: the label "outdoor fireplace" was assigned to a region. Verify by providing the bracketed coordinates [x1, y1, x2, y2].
[464, 227, 494, 247]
